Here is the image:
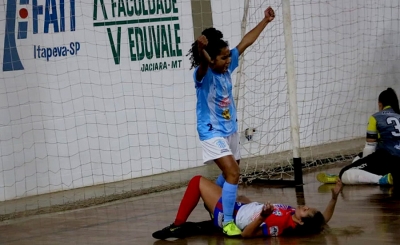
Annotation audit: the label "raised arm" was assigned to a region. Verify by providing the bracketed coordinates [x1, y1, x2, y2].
[236, 7, 275, 55]
[241, 202, 274, 238]
[322, 180, 343, 223]
[195, 35, 211, 81]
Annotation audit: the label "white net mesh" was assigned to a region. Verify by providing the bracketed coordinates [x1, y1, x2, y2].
[226, 0, 400, 181]
[0, 0, 200, 214]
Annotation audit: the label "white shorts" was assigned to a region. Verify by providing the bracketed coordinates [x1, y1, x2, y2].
[200, 132, 241, 163]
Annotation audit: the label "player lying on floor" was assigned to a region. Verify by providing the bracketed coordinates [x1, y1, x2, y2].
[152, 175, 343, 239]
[317, 88, 399, 186]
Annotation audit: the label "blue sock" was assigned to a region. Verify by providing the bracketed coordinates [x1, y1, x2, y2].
[215, 174, 225, 188]
[222, 182, 238, 224]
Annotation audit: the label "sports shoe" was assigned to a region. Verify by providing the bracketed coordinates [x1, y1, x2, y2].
[379, 173, 393, 185]
[316, 173, 339, 184]
[222, 221, 242, 236]
[152, 223, 185, 240]
[152, 222, 212, 239]
[193, 220, 218, 234]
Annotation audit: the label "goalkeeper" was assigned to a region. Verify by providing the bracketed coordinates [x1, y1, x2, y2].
[317, 88, 400, 186]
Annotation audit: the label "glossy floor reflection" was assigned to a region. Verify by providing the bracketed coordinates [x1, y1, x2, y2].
[0, 164, 399, 245]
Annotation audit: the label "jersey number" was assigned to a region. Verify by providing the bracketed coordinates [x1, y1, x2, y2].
[386, 117, 400, 136]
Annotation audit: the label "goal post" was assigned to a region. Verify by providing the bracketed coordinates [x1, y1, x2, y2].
[233, 0, 303, 186]
[282, 0, 303, 186]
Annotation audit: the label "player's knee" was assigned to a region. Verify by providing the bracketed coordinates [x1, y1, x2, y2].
[192, 175, 203, 181]
[225, 165, 240, 182]
[190, 175, 203, 186]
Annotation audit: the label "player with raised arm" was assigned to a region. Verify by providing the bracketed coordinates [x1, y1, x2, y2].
[186, 7, 275, 236]
[152, 175, 343, 239]
[317, 88, 399, 186]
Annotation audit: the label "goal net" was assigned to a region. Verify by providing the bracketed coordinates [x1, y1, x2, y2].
[227, 0, 400, 183]
[0, 0, 399, 219]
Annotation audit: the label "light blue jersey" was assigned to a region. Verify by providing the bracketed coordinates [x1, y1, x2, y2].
[193, 48, 240, 140]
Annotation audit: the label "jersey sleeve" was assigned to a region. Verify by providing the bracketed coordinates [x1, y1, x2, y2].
[260, 220, 283, 237]
[193, 67, 212, 87]
[260, 222, 269, 236]
[228, 48, 240, 73]
[366, 116, 378, 140]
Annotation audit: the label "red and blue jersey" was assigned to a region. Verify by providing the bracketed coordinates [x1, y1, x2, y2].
[232, 202, 297, 236]
[260, 204, 297, 236]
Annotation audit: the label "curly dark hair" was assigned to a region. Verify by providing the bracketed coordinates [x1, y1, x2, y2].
[379, 87, 400, 114]
[282, 211, 325, 236]
[187, 28, 229, 70]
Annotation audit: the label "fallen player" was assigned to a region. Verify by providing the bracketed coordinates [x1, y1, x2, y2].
[152, 175, 343, 239]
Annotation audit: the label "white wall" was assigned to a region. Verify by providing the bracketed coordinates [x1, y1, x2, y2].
[0, 0, 200, 201]
[0, 0, 399, 201]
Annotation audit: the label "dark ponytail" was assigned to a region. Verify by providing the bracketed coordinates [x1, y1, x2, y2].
[379, 88, 400, 114]
[187, 28, 229, 70]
